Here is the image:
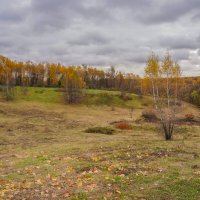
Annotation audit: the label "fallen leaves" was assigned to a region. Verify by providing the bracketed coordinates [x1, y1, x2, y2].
[66, 166, 74, 173]
[194, 171, 200, 176]
[36, 179, 42, 185]
[91, 156, 99, 162]
[2, 138, 198, 200]
[77, 180, 83, 188]
[116, 190, 121, 194]
[85, 183, 97, 191]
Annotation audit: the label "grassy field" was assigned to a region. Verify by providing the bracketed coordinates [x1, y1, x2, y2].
[0, 87, 200, 200]
[7, 87, 150, 108]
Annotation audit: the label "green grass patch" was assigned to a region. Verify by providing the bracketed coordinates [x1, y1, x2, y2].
[82, 92, 145, 108]
[85, 127, 115, 135]
[15, 87, 64, 103]
[0, 87, 151, 108]
[147, 178, 200, 200]
[16, 155, 50, 167]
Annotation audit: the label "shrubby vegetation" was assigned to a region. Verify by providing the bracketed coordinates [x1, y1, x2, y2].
[142, 109, 158, 122]
[190, 90, 200, 107]
[114, 121, 132, 130]
[85, 127, 115, 135]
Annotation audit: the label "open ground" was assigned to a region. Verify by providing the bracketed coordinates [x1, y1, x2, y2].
[0, 88, 200, 200]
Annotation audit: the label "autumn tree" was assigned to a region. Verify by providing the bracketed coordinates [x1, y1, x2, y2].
[0, 55, 144, 94]
[107, 66, 116, 89]
[145, 52, 182, 140]
[64, 67, 85, 103]
[0, 55, 15, 100]
[36, 63, 46, 86]
[115, 72, 124, 91]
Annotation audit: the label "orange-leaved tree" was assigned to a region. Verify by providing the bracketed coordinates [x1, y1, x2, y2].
[0, 55, 15, 100]
[63, 67, 85, 103]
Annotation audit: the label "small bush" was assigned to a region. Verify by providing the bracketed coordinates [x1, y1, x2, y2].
[97, 93, 113, 105]
[141, 102, 149, 106]
[142, 110, 158, 121]
[138, 94, 143, 99]
[119, 93, 132, 101]
[21, 87, 29, 95]
[85, 127, 114, 135]
[35, 90, 45, 94]
[185, 113, 195, 121]
[1, 86, 15, 101]
[115, 122, 132, 130]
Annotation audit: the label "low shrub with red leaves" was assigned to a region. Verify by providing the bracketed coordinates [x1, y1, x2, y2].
[115, 122, 132, 130]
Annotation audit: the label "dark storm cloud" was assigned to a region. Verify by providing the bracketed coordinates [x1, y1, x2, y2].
[0, 0, 200, 75]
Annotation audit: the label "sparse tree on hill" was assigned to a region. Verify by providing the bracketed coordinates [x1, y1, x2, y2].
[145, 52, 182, 140]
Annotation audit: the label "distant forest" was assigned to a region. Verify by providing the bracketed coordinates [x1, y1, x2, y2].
[0, 54, 200, 106]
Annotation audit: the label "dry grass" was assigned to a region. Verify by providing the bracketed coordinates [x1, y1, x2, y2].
[0, 101, 200, 199]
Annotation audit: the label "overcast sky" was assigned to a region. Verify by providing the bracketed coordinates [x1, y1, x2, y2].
[0, 0, 200, 75]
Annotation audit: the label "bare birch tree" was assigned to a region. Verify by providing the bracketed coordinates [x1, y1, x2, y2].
[145, 52, 182, 140]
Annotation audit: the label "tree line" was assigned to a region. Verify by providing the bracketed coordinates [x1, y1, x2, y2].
[0, 54, 200, 106]
[0, 55, 141, 93]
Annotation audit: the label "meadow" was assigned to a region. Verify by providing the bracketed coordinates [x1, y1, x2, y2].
[0, 87, 200, 200]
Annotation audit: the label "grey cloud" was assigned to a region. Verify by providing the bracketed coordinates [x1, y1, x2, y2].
[0, 40, 13, 48]
[158, 36, 199, 50]
[136, 0, 198, 24]
[0, 0, 29, 23]
[94, 46, 123, 56]
[105, 0, 151, 9]
[68, 32, 111, 46]
[192, 12, 200, 20]
[0, 12, 22, 22]
[0, 0, 200, 76]
[171, 49, 190, 61]
[127, 55, 146, 64]
[30, 0, 111, 32]
[104, 0, 200, 25]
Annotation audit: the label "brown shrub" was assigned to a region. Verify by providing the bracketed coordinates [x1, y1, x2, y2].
[185, 113, 195, 121]
[119, 93, 133, 101]
[142, 110, 158, 122]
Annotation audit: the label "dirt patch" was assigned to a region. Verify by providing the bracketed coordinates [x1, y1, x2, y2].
[0, 105, 89, 136]
[0, 106, 64, 119]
